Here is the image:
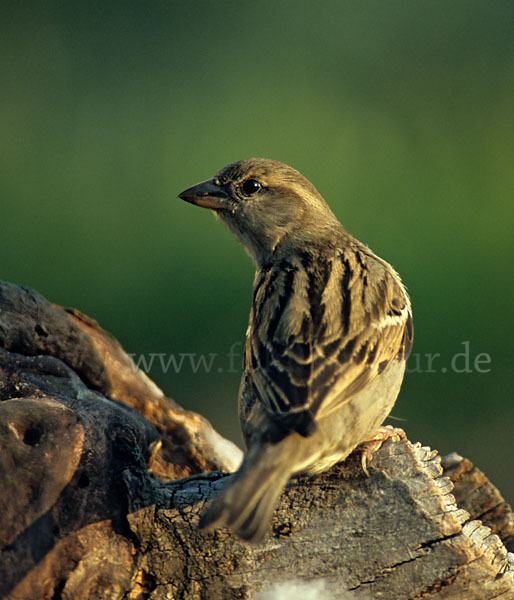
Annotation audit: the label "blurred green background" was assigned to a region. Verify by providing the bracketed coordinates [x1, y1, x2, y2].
[2, 2, 513, 502]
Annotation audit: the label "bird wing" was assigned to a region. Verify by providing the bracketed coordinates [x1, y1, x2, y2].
[246, 248, 413, 435]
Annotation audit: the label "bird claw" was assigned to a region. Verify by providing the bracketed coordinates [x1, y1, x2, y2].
[359, 426, 406, 476]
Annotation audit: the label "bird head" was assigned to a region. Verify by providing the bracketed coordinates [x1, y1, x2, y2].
[178, 158, 343, 265]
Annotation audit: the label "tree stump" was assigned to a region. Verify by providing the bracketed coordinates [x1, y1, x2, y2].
[0, 281, 512, 599]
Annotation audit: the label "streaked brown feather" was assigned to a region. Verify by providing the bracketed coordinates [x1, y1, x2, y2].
[246, 244, 412, 429]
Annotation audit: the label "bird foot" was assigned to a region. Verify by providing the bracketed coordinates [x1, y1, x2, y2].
[359, 426, 406, 476]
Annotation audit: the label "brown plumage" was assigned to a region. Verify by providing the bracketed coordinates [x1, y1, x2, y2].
[178, 158, 413, 542]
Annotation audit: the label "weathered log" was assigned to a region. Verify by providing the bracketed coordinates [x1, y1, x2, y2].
[0, 281, 242, 480]
[0, 281, 512, 599]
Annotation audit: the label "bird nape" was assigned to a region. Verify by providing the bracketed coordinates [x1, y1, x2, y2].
[178, 158, 413, 543]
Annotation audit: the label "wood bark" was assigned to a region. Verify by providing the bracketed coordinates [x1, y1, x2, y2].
[0, 281, 512, 600]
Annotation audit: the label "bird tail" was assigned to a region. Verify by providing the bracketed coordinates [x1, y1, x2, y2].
[199, 442, 293, 543]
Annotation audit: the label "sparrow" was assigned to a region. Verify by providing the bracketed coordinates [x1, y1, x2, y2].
[178, 158, 413, 543]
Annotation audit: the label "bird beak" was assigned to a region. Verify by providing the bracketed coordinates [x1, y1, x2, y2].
[178, 178, 229, 211]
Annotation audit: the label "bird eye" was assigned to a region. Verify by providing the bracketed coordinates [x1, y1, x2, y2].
[241, 178, 262, 196]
